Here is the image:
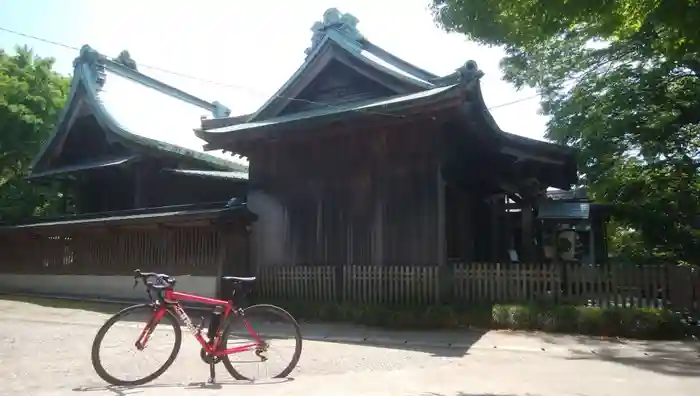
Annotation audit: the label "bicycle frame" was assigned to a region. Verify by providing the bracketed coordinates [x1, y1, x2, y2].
[136, 289, 261, 357]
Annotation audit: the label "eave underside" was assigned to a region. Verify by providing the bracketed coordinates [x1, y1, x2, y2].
[197, 83, 576, 189]
[0, 202, 257, 233]
[26, 156, 137, 181]
[30, 54, 245, 181]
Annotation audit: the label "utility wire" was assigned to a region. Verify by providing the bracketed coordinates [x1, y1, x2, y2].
[0, 25, 542, 113]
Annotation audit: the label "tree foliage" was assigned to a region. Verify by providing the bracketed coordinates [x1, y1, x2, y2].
[431, 0, 700, 262]
[0, 46, 70, 222]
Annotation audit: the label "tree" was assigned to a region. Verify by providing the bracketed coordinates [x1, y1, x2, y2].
[0, 46, 70, 222]
[431, 0, 700, 262]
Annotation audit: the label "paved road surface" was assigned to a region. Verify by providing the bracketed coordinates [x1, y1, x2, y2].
[1, 298, 699, 396]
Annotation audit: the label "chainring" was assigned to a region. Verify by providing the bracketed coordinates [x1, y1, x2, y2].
[199, 348, 222, 364]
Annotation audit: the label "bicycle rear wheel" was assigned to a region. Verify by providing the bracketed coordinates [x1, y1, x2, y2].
[220, 304, 302, 381]
[91, 304, 182, 386]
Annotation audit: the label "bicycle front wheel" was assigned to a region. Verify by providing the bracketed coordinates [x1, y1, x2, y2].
[91, 304, 182, 386]
[220, 304, 302, 381]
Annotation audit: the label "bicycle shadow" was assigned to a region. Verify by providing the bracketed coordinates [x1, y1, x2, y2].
[72, 377, 294, 395]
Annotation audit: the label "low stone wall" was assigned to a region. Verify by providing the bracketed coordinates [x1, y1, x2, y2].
[0, 274, 217, 300]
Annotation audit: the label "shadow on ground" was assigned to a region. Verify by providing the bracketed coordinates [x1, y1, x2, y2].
[424, 393, 524, 396]
[0, 294, 131, 315]
[535, 332, 700, 377]
[72, 378, 294, 395]
[0, 294, 485, 357]
[290, 324, 485, 357]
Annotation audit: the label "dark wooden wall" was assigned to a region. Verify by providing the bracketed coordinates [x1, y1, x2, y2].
[75, 170, 246, 213]
[279, 60, 395, 115]
[141, 172, 246, 208]
[52, 115, 130, 168]
[248, 120, 442, 267]
[75, 169, 134, 213]
[445, 185, 510, 263]
[44, 114, 248, 215]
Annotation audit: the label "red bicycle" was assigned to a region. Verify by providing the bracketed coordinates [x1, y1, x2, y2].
[90, 269, 302, 386]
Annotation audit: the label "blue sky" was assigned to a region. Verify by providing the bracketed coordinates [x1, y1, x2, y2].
[0, 0, 548, 142]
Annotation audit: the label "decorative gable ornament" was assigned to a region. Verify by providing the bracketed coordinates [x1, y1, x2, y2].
[305, 8, 365, 56]
[114, 50, 138, 71]
[75, 45, 107, 91]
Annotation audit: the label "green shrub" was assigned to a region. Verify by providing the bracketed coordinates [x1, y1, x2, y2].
[577, 306, 603, 335]
[250, 297, 687, 340]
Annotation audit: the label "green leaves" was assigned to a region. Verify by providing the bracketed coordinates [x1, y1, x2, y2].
[0, 46, 70, 222]
[432, 0, 700, 262]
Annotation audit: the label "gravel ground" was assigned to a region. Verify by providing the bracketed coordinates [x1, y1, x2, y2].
[1, 297, 699, 396]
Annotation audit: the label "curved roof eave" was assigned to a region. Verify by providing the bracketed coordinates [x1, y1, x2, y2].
[245, 34, 334, 122]
[196, 80, 475, 150]
[326, 30, 434, 89]
[468, 79, 576, 158]
[362, 41, 439, 82]
[247, 31, 436, 122]
[76, 63, 242, 171]
[28, 68, 86, 173]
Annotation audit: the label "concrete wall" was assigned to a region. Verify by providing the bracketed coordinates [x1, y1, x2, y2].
[0, 274, 217, 300]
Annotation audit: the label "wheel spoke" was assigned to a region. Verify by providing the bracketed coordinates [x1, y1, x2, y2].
[220, 304, 302, 381]
[91, 304, 182, 386]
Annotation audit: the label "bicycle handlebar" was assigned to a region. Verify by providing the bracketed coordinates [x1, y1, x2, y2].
[133, 269, 176, 290]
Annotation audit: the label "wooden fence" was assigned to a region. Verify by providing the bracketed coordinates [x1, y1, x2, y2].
[0, 227, 224, 276]
[256, 265, 439, 305]
[256, 263, 698, 310]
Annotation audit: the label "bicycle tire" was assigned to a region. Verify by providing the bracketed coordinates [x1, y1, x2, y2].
[91, 303, 182, 386]
[220, 304, 302, 381]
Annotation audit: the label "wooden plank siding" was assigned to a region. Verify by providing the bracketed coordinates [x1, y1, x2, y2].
[248, 120, 442, 268]
[0, 207, 255, 279]
[0, 227, 223, 276]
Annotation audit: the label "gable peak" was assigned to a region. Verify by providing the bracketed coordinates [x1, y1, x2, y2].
[74, 45, 107, 91]
[305, 8, 364, 56]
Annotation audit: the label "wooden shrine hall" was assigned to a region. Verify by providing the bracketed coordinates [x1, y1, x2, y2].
[196, 8, 582, 269]
[0, 46, 254, 299]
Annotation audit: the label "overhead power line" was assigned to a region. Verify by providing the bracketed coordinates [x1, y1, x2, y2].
[0, 25, 542, 113]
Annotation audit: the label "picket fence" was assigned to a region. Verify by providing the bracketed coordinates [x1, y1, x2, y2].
[256, 262, 698, 309]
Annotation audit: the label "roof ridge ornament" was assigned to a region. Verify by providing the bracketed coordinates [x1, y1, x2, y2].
[305, 8, 364, 56]
[74, 45, 107, 91]
[457, 60, 485, 83]
[114, 50, 138, 71]
[432, 60, 485, 86]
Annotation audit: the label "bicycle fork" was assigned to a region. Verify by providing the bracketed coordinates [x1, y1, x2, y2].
[135, 308, 166, 350]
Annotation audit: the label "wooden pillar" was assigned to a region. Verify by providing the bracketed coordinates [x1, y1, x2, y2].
[371, 132, 385, 267]
[436, 163, 446, 268]
[436, 163, 452, 303]
[504, 198, 512, 259]
[490, 197, 504, 261]
[458, 191, 474, 262]
[521, 200, 535, 262]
